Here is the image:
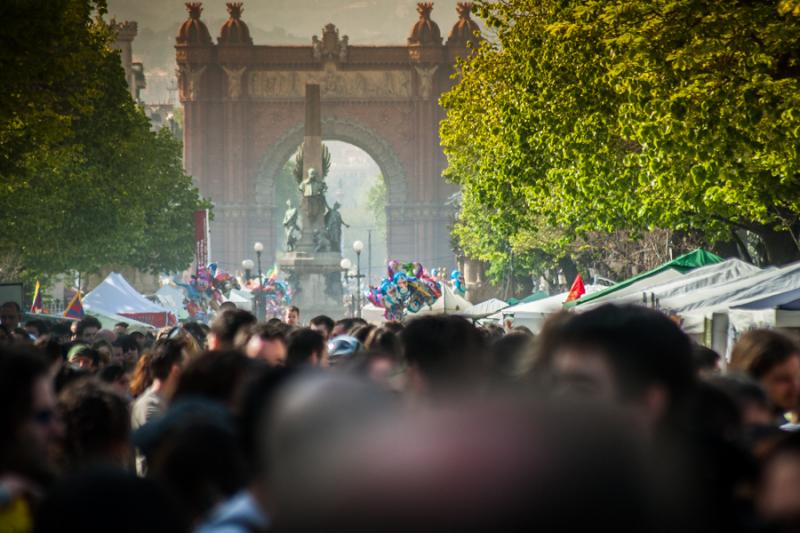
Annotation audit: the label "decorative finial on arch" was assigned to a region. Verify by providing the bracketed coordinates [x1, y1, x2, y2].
[456, 2, 473, 19]
[186, 2, 203, 19]
[226, 2, 243, 20]
[417, 2, 434, 19]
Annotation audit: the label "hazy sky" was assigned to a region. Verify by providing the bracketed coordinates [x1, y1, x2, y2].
[107, 0, 471, 44]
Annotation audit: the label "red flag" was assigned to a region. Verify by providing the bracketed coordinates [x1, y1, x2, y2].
[30, 281, 44, 313]
[64, 291, 85, 319]
[565, 274, 586, 303]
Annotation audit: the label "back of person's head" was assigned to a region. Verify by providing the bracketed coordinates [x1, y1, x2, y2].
[25, 319, 48, 338]
[351, 324, 376, 345]
[553, 305, 695, 420]
[99, 364, 127, 385]
[364, 327, 402, 361]
[758, 431, 800, 529]
[309, 315, 335, 338]
[332, 318, 357, 337]
[490, 332, 535, 384]
[150, 339, 185, 381]
[138, 399, 246, 524]
[730, 329, 800, 379]
[57, 380, 130, 469]
[0, 347, 50, 470]
[209, 309, 256, 349]
[402, 315, 487, 391]
[129, 351, 154, 397]
[172, 350, 257, 408]
[691, 343, 721, 376]
[286, 328, 326, 367]
[35, 467, 189, 533]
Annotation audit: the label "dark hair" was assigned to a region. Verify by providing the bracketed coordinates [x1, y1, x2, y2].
[286, 328, 326, 367]
[333, 318, 357, 335]
[75, 316, 102, 338]
[0, 347, 49, 469]
[35, 337, 64, 365]
[288, 305, 300, 314]
[35, 467, 189, 533]
[730, 329, 800, 380]
[58, 380, 130, 469]
[73, 347, 101, 367]
[402, 315, 487, 387]
[557, 304, 695, 410]
[310, 315, 335, 333]
[25, 319, 48, 337]
[490, 332, 535, 383]
[150, 339, 185, 381]
[181, 322, 207, 347]
[99, 364, 127, 384]
[114, 322, 129, 329]
[691, 343, 720, 374]
[112, 334, 139, 353]
[210, 310, 256, 348]
[250, 323, 287, 344]
[173, 350, 257, 406]
[1, 301, 21, 313]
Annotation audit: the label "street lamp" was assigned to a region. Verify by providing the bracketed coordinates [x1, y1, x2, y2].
[253, 242, 264, 321]
[352, 240, 365, 319]
[241, 259, 254, 282]
[340, 258, 353, 317]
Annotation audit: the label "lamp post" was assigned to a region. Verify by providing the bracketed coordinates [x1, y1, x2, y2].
[254, 242, 264, 321]
[242, 259, 255, 315]
[340, 257, 353, 318]
[352, 240, 364, 319]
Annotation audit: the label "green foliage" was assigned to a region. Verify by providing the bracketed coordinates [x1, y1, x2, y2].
[441, 0, 800, 280]
[0, 0, 208, 282]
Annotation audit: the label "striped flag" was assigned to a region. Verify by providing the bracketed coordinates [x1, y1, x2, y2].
[30, 281, 44, 313]
[64, 291, 85, 319]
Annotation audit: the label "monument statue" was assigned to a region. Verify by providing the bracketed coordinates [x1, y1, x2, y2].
[313, 228, 331, 253]
[324, 201, 349, 252]
[299, 167, 328, 231]
[282, 199, 300, 251]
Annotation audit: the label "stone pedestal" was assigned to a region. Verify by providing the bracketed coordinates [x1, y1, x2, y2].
[279, 251, 344, 319]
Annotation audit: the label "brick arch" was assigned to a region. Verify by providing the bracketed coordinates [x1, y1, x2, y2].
[255, 117, 408, 208]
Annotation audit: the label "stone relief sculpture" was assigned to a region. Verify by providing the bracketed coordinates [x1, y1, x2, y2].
[222, 65, 246, 99]
[415, 65, 438, 99]
[248, 70, 412, 99]
[188, 65, 207, 101]
[312, 35, 322, 60]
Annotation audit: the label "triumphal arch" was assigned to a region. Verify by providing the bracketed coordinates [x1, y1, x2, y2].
[175, 1, 480, 270]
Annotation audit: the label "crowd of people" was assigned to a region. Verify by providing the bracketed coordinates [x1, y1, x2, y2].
[3, 299, 800, 532]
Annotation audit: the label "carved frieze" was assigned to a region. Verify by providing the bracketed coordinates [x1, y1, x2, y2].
[248, 68, 412, 100]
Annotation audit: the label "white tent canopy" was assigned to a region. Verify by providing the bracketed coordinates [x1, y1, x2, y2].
[496, 285, 605, 333]
[155, 285, 189, 321]
[579, 259, 764, 311]
[459, 298, 509, 319]
[84, 273, 173, 326]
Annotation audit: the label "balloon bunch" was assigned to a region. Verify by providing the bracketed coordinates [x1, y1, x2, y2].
[450, 270, 466, 297]
[174, 263, 242, 323]
[247, 276, 293, 319]
[367, 261, 442, 321]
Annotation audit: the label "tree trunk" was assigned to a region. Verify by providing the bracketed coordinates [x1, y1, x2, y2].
[753, 225, 800, 266]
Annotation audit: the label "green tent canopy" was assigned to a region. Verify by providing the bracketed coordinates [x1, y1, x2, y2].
[507, 291, 549, 306]
[565, 248, 723, 309]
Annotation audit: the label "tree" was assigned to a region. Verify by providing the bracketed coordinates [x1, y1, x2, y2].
[440, 0, 800, 283]
[0, 0, 209, 282]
